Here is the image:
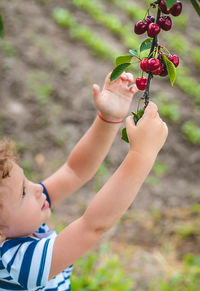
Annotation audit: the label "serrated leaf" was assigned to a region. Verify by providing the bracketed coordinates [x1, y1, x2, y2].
[140, 38, 153, 52]
[0, 14, 4, 38]
[115, 55, 133, 66]
[166, 0, 177, 9]
[163, 54, 176, 87]
[110, 63, 131, 82]
[129, 49, 138, 56]
[121, 127, 129, 143]
[190, 0, 200, 16]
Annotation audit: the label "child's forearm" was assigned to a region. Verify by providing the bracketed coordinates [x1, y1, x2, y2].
[66, 115, 121, 182]
[82, 150, 156, 232]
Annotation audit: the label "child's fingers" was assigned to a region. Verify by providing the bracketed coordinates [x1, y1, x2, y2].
[93, 84, 101, 104]
[125, 115, 136, 136]
[128, 84, 138, 95]
[143, 101, 158, 119]
[120, 72, 134, 83]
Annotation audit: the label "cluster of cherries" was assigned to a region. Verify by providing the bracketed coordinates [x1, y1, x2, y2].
[134, 0, 182, 91]
[134, 0, 182, 37]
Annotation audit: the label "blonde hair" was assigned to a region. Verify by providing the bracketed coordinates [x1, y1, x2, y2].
[0, 138, 18, 180]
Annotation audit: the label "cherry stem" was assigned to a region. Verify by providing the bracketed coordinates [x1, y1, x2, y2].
[143, 0, 162, 108]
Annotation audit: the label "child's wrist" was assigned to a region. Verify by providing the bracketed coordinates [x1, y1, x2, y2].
[98, 112, 124, 124]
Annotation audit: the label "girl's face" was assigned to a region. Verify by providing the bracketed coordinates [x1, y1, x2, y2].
[0, 162, 51, 240]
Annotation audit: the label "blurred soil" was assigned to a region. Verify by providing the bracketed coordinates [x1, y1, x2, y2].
[0, 0, 200, 289]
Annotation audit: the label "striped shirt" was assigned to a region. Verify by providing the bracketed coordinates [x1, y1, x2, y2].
[0, 183, 73, 290]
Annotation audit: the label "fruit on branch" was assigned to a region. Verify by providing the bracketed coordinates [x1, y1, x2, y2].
[168, 54, 179, 67]
[145, 15, 155, 24]
[134, 20, 148, 34]
[147, 58, 161, 72]
[159, 1, 182, 17]
[160, 0, 170, 14]
[140, 58, 149, 72]
[152, 66, 162, 75]
[147, 23, 161, 37]
[170, 1, 182, 16]
[158, 16, 172, 31]
[159, 63, 168, 76]
[136, 77, 148, 90]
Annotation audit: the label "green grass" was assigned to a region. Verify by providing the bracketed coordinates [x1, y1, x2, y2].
[53, 7, 119, 61]
[71, 244, 133, 290]
[182, 120, 200, 145]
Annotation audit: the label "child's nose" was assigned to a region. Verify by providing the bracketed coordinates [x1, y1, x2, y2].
[35, 183, 43, 198]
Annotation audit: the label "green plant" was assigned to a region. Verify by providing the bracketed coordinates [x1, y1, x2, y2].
[191, 47, 200, 71]
[53, 7, 118, 60]
[71, 245, 133, 290]
[156, 93, 180, 122]
[26, 71, 52, 104]
[182, 120, 200, 145]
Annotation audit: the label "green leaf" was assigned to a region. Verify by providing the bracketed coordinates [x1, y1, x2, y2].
[190, 0, 200, 16]
[121, 128, 129, 143]
[162, 54, 176, 86]
[110, 63, 131, 82]
[165, 0, 177, 9]
[129, 49, 138, 56]
[115, 55, 133, 66]
[0, 14, 4, 38]
[140, 38, 153, 52]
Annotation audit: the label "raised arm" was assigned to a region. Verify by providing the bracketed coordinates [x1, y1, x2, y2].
[42, 72, 138, 207]
[49, 102, 168, 279]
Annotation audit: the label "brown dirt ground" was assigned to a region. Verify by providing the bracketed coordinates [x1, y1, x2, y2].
[0, 0, 200, 289]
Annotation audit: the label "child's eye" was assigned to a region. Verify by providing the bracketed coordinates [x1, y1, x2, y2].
[22, 187, 26, 198]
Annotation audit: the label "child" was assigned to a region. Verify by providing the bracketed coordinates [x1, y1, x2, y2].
[0, 72, 168, 290]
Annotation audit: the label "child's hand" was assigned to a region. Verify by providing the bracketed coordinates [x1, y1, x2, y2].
[93, 72, 138, 122]
[126, 102, 168, 160]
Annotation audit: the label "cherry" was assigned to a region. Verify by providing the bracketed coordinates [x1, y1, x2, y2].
[159, 63, 168, 76]
[158, 16, 172, 31]
[145, 15, 155, 24]
[152, 66, 162, 75]
[170, 1, 182, 16]
[134, 20, 148, 35]
[140, 58, 149, 72]
[147, 23, 161, 37]
[136, 77, 148, 90]
[168, 55, 179, 67]
[160, 0, 170, 14]
[147, 58, 161, 72]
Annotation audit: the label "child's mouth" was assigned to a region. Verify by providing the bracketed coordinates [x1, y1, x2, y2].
[41, 200, 49, 211]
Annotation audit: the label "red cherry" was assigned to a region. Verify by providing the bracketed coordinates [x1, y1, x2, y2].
[158, 16, 172, 31]
[147, 58, 161, 72]
[136, 77, 148, 91]
[147, 23, 161, 37]
[160, 0, 170, 14]
[159, 63, 168, 76]
[140, 58, 149, 72]
[145, 16, 155, 24]
[170, 1, 182, 16]
[152, 66, 162, 75]
[168, 55, 179, 67]
[134, 21, 148, 35]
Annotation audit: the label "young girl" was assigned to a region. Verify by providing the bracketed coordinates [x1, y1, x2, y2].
[0, 72, 168, 290]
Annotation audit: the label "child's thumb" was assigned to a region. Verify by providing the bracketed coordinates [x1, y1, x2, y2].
[125, 115, 136, 136]
[92, 84, 101, 102]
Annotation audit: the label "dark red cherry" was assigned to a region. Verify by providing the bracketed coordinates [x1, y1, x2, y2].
[147, 58, 161, 72]
[147, 23, 161, 37]
[160, 0, 170, 14]
[158, 16, 172, 31]
[159, 63, 168, 76]
[168, 55, 179, 67]
[140, 58, 149, 72]
[134, 21, 148, 35]
[136, 77, 148, 91]
[145, 16, 155, 24]
[152, 66, 162, 75]
[170, 1, 182, 16]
